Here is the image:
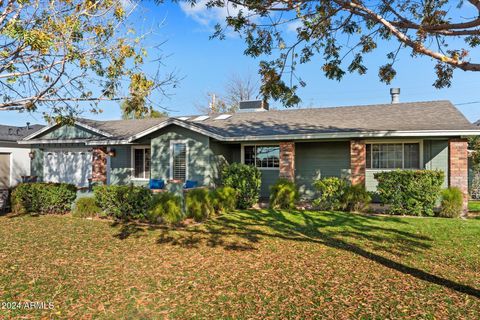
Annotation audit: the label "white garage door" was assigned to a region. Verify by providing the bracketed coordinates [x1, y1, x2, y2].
[44, 149, 92, 187]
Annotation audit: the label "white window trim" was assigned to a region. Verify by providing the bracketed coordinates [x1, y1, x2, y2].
[169, 140, 189, 181]
[131, 145, 151, 181]
[365, 139, 423, 171]
[240, 143, 280, 171]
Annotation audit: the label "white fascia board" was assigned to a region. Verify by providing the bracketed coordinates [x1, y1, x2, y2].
[127, 119, 224, 142]
[22, 123, 58, 141]
[85, 139, 130, 146]
[75, 121, 113, 138]
[216, 129, 480, 142]
[17, 139, 88, 145]
[22, 120, 112, 141]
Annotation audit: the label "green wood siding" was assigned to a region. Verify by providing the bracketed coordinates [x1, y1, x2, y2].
[423, 140, 449, 188]
[109, 146, 132, 185]
[38, 125, 100, 140]
[259, 169, 279, 198]
[149, 126, 215, 186]
[365, 140, 449, 191]
[31, 148, 44, 181]
[295, 141, 351, 199]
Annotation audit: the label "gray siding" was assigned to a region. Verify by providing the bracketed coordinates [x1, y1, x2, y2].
[295, 141, 351, 199]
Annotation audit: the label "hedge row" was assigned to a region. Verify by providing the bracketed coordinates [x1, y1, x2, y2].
[92, 185, 238, 224]
[11, 183, 77, 214]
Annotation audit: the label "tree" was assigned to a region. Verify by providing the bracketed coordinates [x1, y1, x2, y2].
[120, 100, 168, 119]
[196, 73, 258, 114]
[0, 0, 176, 122]
[186, 0, 480, 106]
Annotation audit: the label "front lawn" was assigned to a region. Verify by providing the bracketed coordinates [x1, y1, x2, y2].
[469, 200, 480, 212]
[0, 211, 479, 319]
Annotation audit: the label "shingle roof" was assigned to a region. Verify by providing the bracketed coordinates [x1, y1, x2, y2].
[77, 117, 167, 139]
[189, 100, 476, 138]
[0, 124, 44, 142]
[36, 100, 477, 142]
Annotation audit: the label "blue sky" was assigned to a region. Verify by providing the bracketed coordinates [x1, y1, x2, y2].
[3, 1, 480, 126]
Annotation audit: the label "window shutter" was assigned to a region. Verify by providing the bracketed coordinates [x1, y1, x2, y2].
[172, 143, 187, 181]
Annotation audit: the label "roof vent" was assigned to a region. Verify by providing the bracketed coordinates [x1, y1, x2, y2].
[239, 100, 269, 112]
[192, 115, 209, 121]
[390, 88, 400, 104]
[214, 114, 232, 120]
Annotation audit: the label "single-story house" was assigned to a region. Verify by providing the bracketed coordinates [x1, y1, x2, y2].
[0, 123, 44, 188]
[17, 96, 480, 209]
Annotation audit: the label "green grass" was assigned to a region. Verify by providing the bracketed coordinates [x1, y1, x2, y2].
[469, 200, 480, 212]
[0, 211, 479, 319]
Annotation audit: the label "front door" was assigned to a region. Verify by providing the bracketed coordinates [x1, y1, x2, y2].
[0, 153, 11, 188]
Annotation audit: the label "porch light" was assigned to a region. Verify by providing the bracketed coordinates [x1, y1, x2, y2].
[28, 150, 35, 159]
[108, 149, 116, 157]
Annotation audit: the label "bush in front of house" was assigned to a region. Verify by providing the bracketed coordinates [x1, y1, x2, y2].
[312, 177, 348, 210]
[93, 185, 152, 220]
[211, 186, 237, 214]
[221, 163, 261, 209]
[11, 182, 77, 214]
[147, 192, 184, 224]
[72, 197, 101, 218]
[374, 170, 444, 216]
[269, 179, 299, 210]
[341, 184, 371, 212]
[439, 187, 464, 218]
[185, 188, 214, 221]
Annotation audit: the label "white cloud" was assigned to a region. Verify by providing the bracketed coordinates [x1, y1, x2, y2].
[180, 0, 252, 27]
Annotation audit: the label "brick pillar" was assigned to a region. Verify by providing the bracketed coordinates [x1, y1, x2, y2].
[449, 139, 468, 214]
[350, 140, 366, 186]
[92, 147, 107, 184]
[279, 142, 295, 181]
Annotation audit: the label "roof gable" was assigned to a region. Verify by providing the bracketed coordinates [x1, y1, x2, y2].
[23, 121, 113, 141]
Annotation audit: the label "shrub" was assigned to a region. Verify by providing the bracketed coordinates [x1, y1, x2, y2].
[312, 177, 347, 210]
[269, 179, 298, 210]
[93, 185, 152, 220]
[439, 187, 464, 218]
[72, 197, 101, 218]
[374, 170, 444, 216]
[11, 183, 77, 214]
[221, 163, 261, 209]
[211, 186, 237, 214]
[185, 188, 214, 221]
[147, 192, 184, 224]
[342, 184, 371, 212]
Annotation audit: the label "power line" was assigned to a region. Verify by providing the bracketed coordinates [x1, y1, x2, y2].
[455, 101, 480, 106]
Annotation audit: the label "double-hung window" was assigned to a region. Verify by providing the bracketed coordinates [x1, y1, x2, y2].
[170, 141, 187, 181]
[243, 145, 280, 168]
[133, 147, 151, 179]
[366, 142, 420, 169]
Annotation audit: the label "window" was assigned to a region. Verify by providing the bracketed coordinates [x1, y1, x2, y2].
[171, 141, 187, 181]
[366, 143, 420, 169]
[133, 147, 151, 179]
[243, 145, 280, 168]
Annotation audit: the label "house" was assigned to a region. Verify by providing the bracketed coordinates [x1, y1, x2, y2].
[18, 92, 480, 209]
[0, 123, 44, 188]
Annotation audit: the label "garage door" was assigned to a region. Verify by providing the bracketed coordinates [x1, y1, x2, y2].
[0, 153, 10, 188]
[44, 149, 92, 187]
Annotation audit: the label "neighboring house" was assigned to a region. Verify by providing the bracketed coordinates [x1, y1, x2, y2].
[0, 123, 44, 188]
[18, 95, 480, 209]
